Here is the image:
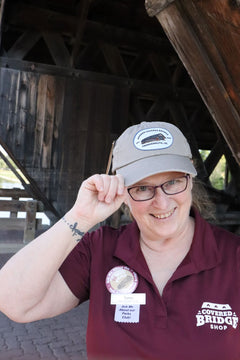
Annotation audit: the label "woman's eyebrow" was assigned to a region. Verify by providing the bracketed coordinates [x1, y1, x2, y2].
[133, 181, 155, 186]
[134, 177, 175, 187]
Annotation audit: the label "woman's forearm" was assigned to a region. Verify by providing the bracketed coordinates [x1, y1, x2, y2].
[0, 174, 125, 321]
[0, 211, 89, 319]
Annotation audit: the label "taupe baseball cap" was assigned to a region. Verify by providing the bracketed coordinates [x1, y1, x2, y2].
[112, 121, 197, 186]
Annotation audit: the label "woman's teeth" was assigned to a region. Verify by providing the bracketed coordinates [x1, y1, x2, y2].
[152, 210, 174, 219]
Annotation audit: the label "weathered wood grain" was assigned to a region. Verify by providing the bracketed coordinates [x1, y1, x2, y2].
[152, 0, 240, 164]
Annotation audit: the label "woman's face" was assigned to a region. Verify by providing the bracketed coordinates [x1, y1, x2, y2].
[125, 171, 193, 242]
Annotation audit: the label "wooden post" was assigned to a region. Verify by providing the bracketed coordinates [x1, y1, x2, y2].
[0, 0, 6, 49]
[23, 200, 37, 243]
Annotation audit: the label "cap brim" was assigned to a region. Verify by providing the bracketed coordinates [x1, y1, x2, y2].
[116, 154, 197, 186]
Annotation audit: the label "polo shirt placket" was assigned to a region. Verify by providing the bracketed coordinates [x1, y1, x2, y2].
[113, 221, 169, 330]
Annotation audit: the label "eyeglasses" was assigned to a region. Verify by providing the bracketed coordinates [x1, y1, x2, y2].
[127, 175, 190, 201]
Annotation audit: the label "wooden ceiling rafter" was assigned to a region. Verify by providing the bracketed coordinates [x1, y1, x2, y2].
[6, 30, 41, 60]
[144, 98, 168, 122]
[128, 51, 150, 78]
[98, 41, 129, 77]
[71, 0, 91, 67]
[203, 139, 224, 179]
[4, 3, 171, 51]
[148, 52, 171, 83]
[43, 32, 71, 67]
[145, 0, 240, 166]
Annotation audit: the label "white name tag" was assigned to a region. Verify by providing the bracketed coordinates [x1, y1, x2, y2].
[111, 293, 146, 305]
[114, 304, 140, 323]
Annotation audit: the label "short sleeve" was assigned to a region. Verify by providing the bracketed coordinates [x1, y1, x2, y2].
[59, 233, 92, 303]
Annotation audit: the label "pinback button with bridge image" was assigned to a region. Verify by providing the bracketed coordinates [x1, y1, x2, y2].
[105, 266, 138, 294]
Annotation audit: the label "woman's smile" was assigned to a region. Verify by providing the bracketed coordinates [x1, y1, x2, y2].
[150, 207, 176, 220]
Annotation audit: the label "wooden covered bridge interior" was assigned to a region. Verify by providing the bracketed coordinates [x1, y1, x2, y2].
[0, 0, 240, 237]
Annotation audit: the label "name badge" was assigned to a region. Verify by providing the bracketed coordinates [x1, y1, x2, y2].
[111, 293, 146, 305]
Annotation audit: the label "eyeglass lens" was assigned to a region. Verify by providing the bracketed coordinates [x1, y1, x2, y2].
[128, 176, 188, 201]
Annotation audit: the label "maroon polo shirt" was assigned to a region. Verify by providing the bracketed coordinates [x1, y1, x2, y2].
[59, 209, 240, 360]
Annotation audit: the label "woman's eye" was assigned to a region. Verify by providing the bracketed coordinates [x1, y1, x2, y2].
[167, 179, 177, 186]
[137, 186, 148, 192]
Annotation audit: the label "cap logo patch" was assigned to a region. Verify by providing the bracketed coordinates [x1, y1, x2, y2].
[134, 127, 173, 150]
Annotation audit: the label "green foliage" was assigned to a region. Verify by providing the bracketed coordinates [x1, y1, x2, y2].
[210, 156, 227, 190]
[199, 149, 209, 162]
[199, 150, 229, 190]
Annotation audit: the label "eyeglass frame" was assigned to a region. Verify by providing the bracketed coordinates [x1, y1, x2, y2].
[127, 174, 190, 202]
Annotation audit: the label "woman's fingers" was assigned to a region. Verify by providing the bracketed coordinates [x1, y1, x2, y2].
[72, 174, 126, 227]
[83, 174, 125, 204]
[94, 174, 125, 203]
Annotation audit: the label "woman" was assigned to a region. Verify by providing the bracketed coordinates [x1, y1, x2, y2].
[0, 121, 239, 360]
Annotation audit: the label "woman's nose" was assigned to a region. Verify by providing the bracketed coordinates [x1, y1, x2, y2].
[152, 187, 169, 206]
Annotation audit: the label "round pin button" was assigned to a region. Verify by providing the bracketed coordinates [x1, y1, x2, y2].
[105, 266, 138, 294]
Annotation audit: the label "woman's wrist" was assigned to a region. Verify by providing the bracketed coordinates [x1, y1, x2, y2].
[61, 210, 93, 240]
[61, 216, 85, 242]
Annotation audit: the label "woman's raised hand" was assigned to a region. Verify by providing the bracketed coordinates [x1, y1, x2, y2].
[69, 174, 126, 230]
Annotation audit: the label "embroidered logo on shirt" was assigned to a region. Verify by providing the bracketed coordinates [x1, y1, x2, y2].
[196, 302, 239, 331]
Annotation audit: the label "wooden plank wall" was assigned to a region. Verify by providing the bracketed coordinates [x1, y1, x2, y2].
[0, 67, 129, 218]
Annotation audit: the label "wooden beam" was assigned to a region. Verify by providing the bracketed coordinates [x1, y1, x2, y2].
[75, 42, 99, 69]
[148, 52, 171, 82]
[99, 42, 129, 77]
[7, 31, 41, 59]
[145, 0, 175, 16]
[71, 0, 90, 67]
[145, 98, 168, 121]
[0, 199, 27, 212]
[0, 57, 201, 103]
[128, 52, 150, 78]
[23, 200, 37, 243]
[0, 218, 43, 236]
[204, 140, 223, 177]
[0, 148, 30, 189]
[145, 0, 240, 165]
[42, 32, 71, 67]
[7, 4, 172, 53]
[0, 141, 60, 219]
[0, 188, 29, 197]
[0, 0, 6, 48]
[84, 21, 171, 53]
